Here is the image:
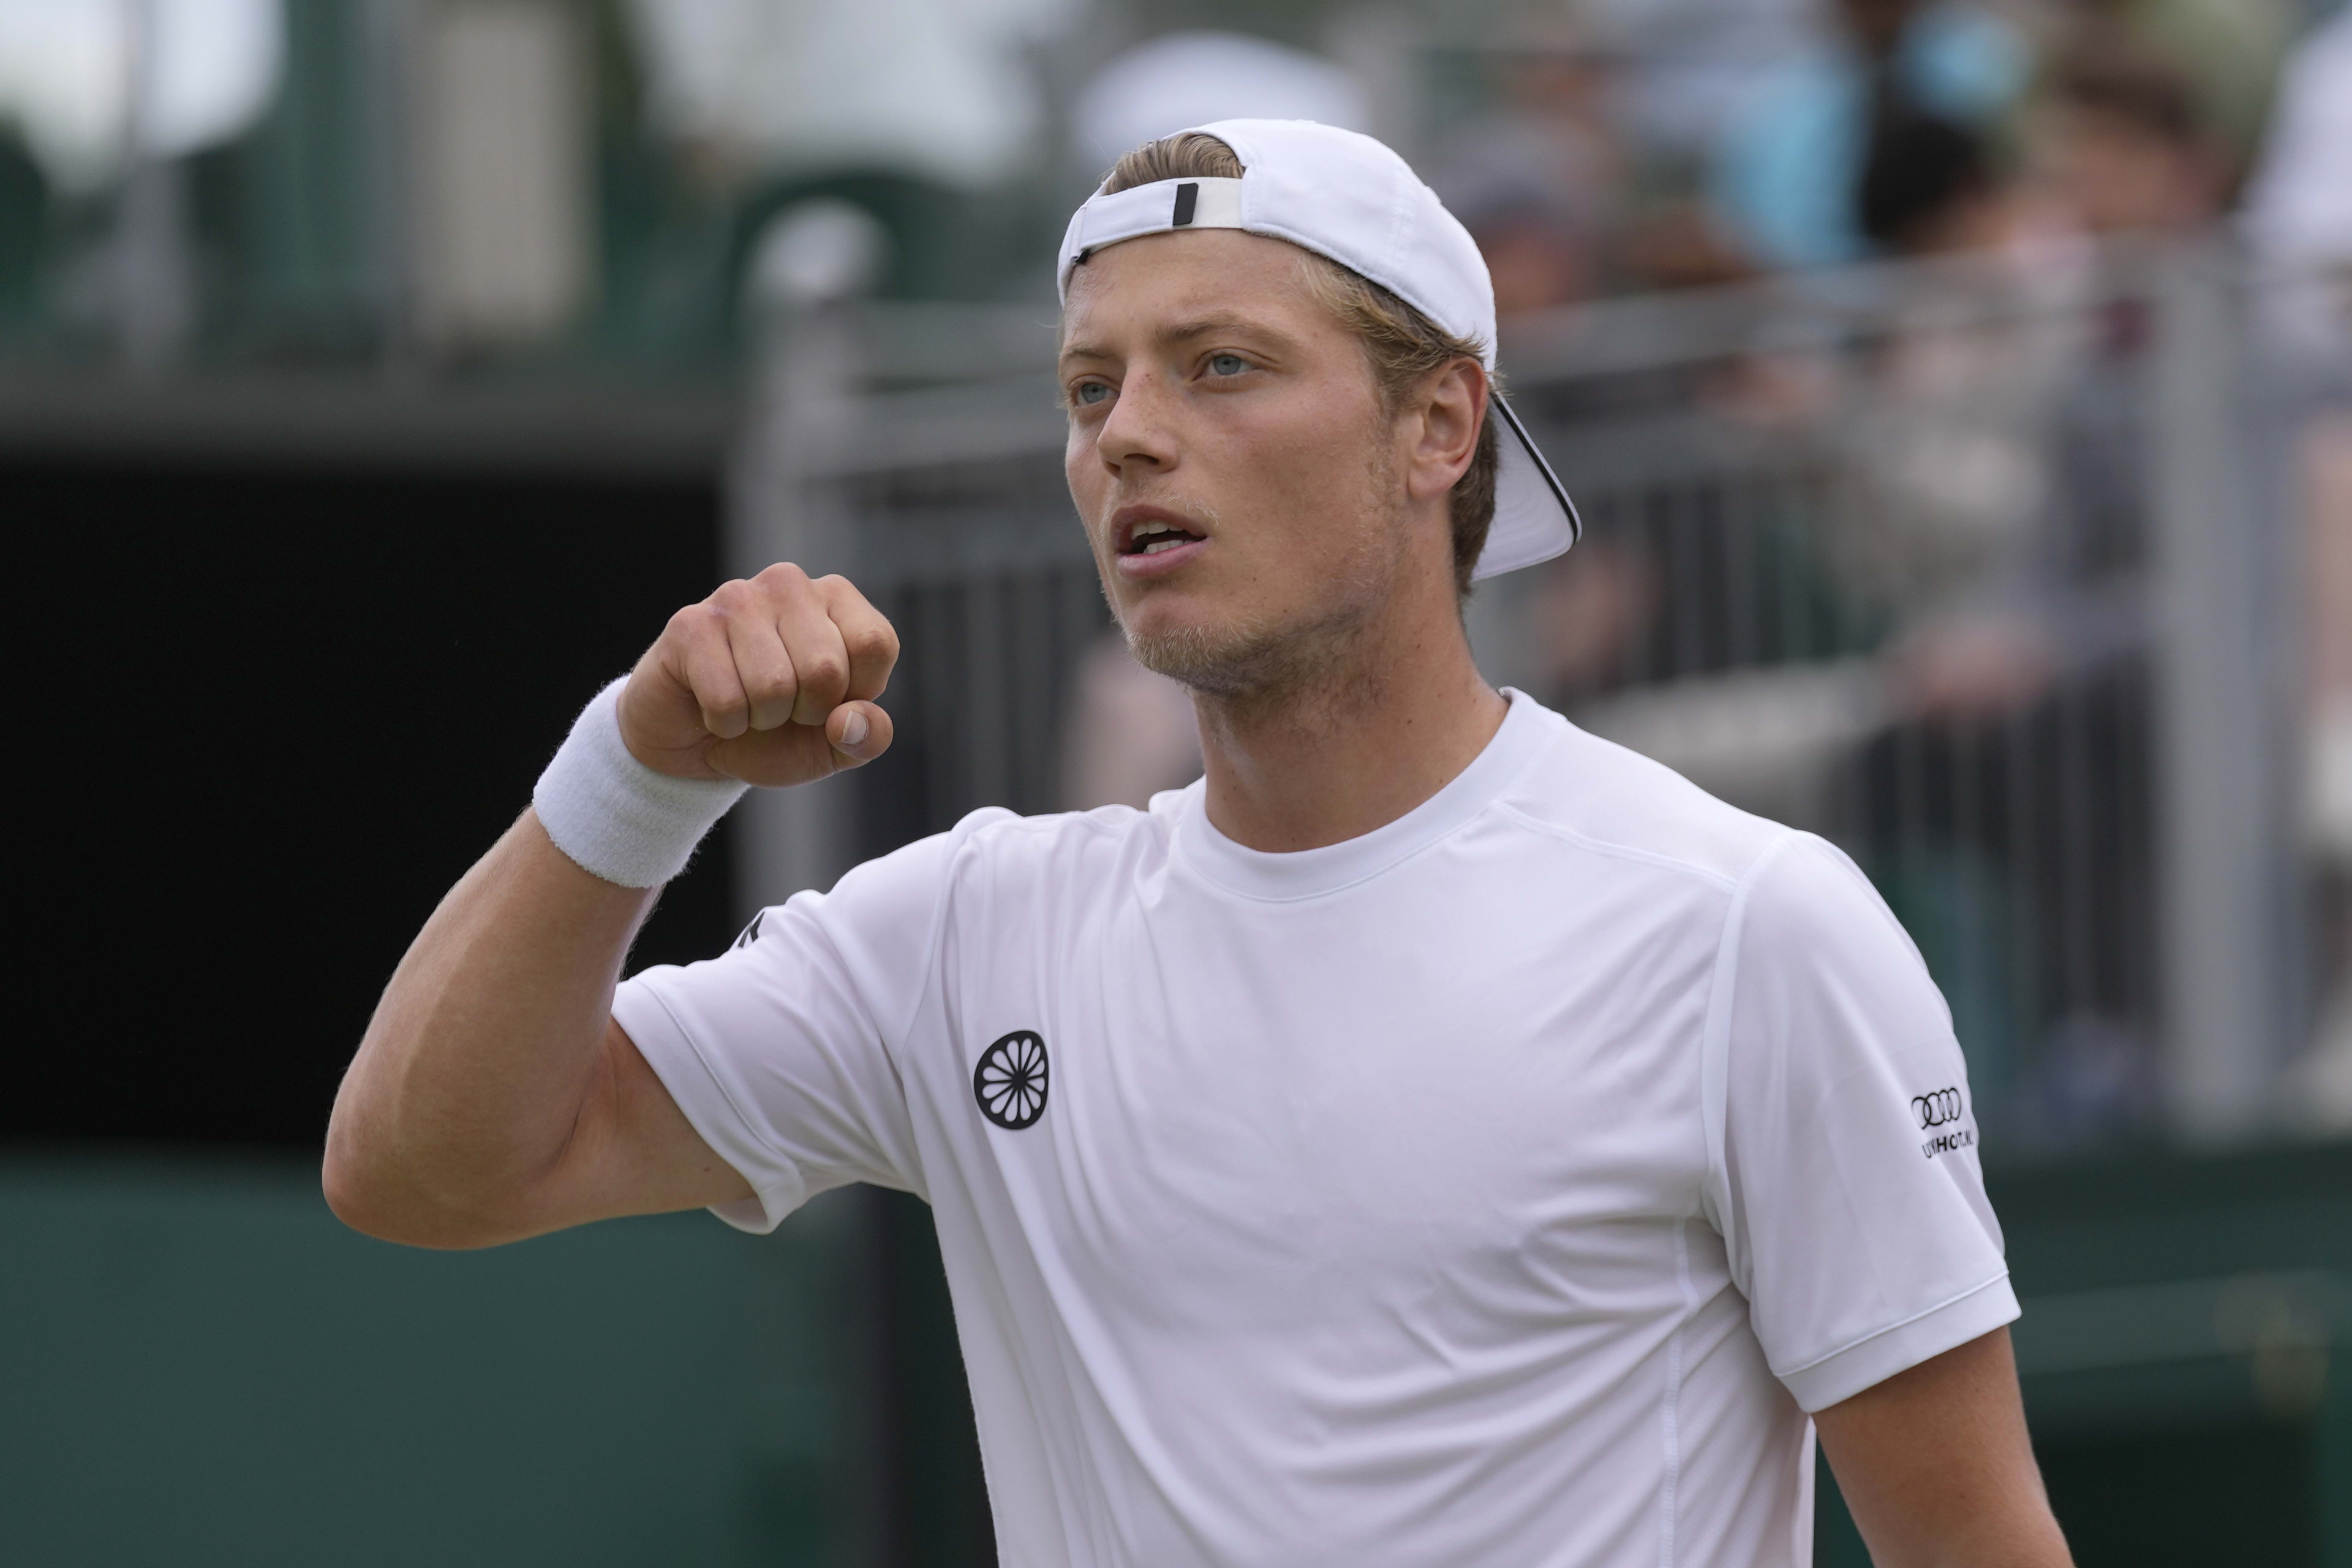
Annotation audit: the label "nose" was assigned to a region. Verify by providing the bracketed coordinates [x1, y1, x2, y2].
[1095, 369, 1179, 480]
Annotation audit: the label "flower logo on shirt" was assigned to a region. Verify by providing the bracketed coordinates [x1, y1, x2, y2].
[974, 1030, 1050, 1130]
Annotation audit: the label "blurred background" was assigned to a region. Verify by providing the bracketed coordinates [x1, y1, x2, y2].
[2, 0, 2348, 1561]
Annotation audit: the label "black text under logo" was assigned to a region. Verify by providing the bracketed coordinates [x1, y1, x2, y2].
[974, 1031, 1050, 1130]
[1912, 1087, 1964, 1129]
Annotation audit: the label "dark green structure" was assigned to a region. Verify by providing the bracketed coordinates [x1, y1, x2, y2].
[1822, 1140, 2352, 1565]
[4, 1142, 2347, 1566]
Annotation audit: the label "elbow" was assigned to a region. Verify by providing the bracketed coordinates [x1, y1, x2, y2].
[320, 1126, 517, 1251]
[318, 1139, 407, 1244]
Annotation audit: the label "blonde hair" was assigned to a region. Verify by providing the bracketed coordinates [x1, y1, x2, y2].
[1096, 134, 1499, 597]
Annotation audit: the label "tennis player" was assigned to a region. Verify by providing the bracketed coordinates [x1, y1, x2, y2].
[328, 121, 2071, 1566]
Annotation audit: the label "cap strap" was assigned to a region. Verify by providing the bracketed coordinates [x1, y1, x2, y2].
[1062, 178, 1247, 287]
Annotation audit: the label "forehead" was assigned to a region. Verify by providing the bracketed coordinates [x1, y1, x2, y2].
[1059, 229, 1334, 346]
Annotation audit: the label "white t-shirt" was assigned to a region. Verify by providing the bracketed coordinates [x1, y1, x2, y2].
[614, 690, 2015, 1568]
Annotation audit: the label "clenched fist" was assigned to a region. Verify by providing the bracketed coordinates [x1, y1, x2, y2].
[619, 563, 899, 788]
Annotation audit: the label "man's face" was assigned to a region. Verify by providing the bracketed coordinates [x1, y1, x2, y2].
[2040, 105, 2220, 235]
[1058, 230, 1419, 695]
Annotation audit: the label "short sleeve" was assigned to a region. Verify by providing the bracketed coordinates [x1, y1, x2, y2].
[1706, 833, 2019, 1412]
[613, 813, 1004, 1234]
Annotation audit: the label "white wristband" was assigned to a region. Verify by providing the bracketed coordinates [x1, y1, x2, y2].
[532, 679, 749, 888]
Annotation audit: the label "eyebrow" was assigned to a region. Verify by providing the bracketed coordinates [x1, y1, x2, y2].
[1058, 312, 1298, 368]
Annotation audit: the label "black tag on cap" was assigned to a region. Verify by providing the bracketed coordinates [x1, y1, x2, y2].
[1172, 182, 1199, 227]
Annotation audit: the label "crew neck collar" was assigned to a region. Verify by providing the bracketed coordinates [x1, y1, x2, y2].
[1173, 688, 1562, 902]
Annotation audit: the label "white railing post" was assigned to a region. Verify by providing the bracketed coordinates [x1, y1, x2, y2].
[2151, 238, 2285, 1140]
[725, 203, 889, 921]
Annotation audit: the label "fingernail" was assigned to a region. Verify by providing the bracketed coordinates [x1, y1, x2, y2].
[839, 710, 869, 748]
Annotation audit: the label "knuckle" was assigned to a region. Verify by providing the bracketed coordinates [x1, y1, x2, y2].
[801, 655, 847, 694]
[756, 561, 810, 592]
[707, 579, 755, 613]
[848, 623, 898, 662]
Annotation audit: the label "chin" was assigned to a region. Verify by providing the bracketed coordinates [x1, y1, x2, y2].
[1123, 595, 1384, 701]
[1113, 526, 1406, 699]
[1123, 607, 1272, 693]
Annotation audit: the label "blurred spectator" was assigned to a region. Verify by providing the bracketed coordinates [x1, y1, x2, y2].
[623, 0, 1070, 190]
[1586, 0, 1821, 156]
[1434, 21, 1623, 314]
[2034, 43, 2228, 239]
[1529, 532, 1659, 704]
[0, 0, 285, 190]
[1824, 102, 2093, 715]
[1856, 104, 2007, 256]
[1071, 32, 1367, 182]
[1059, 636, 1201, 812]
[1711, 0, 2030, 268]
[1825, 112, 2176, 1135]
[2242, 5, 2352, 362]
[2049, 0, 2293, 183]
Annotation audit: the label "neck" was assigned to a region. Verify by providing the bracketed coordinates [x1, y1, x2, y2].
[1189, 581, 1508, 854]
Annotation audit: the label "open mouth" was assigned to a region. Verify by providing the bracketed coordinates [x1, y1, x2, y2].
[1120, 518, 1207, 557]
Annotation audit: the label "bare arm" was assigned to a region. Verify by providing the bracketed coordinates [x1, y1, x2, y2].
[323, 565, 898, 1249]
[1815, 1327, 2073, 1568]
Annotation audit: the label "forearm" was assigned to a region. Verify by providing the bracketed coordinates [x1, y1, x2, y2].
[325, 808, 654, 1245]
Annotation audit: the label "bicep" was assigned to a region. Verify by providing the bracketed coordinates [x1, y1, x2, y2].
[520, 1017, 755, 1237]
[1815, 1328, 2072, 1567]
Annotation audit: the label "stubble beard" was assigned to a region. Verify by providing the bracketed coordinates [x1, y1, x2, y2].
[1117, 489, 1409, 719]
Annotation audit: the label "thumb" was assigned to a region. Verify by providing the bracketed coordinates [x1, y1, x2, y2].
[826, 701, 893, 769]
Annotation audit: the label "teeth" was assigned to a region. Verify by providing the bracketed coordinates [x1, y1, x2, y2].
[1125, 518, 1199, 555]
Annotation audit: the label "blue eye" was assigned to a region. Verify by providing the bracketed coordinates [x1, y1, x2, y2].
[1073, 381, 1112, 406]
[1207, 353, 1248, 377]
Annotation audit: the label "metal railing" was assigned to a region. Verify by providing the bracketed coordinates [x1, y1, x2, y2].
[730, 238, 2348, 1153]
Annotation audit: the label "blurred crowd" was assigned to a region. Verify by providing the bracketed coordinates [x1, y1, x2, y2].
[3, 1, 2340, 350]
[1444, 0, 2304, 307]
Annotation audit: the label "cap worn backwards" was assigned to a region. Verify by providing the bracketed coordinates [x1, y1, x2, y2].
[1057, 118, 1580, 581]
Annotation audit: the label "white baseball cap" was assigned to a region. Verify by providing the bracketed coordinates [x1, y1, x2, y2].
[1057, 118, 1580, 580]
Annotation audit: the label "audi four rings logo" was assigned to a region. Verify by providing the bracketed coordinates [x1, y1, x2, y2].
[1912, 1087, 1964, 1129]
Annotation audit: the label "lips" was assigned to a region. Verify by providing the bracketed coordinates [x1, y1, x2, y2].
[1113, 507, 1208, 557]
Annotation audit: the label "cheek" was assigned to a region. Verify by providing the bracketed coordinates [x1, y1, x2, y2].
[1066, 432, 1106, 516]
[1224, 390, 1386, 520]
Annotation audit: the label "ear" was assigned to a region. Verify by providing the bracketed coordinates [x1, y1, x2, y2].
[1403, 359, 1486, 505]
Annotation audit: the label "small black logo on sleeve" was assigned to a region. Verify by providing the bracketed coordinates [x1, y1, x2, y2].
[974, 1031, 1050, 1130]
[1913, 1086, 1974, 1158]
[1912, 1087, 1964, 1129]
[733, 912, 764, 949]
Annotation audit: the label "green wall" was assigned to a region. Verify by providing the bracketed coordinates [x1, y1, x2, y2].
[0, 1156, 863, 1568]
[1820, 1140, 2352, 1566]
[6, 1141, 2348, 1567]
